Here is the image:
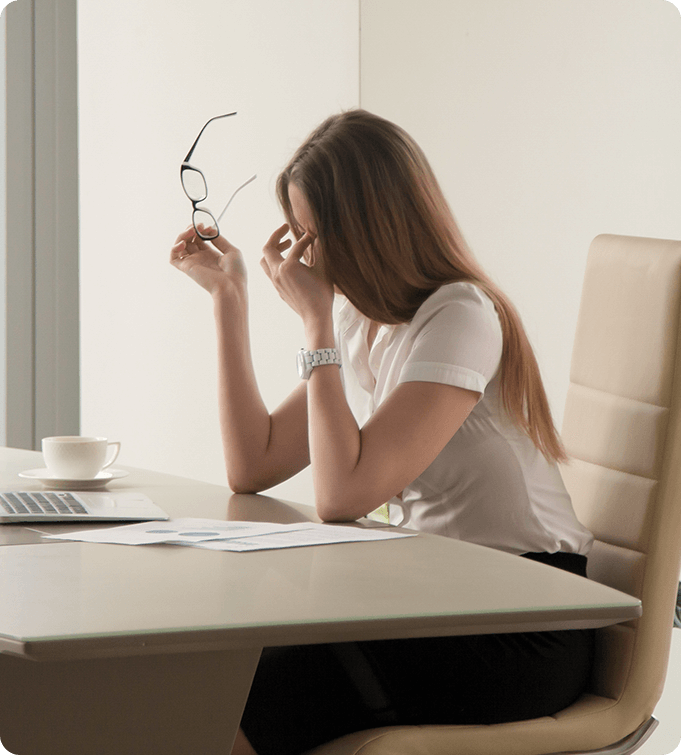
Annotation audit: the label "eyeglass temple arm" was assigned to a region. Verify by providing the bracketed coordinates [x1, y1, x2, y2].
[216, 174, 257, 223]
[182, 111, 237, 163]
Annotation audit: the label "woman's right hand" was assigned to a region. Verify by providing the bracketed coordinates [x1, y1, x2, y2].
[170, 225, 248, 297]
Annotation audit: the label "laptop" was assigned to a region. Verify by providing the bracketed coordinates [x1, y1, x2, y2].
[0, 489, 169, 523]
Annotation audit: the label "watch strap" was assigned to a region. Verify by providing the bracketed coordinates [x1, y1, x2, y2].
[299, 348, 342, 378]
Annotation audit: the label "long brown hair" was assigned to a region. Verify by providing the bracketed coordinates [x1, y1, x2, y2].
[277, 109, 566, 463]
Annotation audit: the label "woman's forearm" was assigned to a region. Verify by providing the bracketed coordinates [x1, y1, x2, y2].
[213, 287, 271, 490]
[213, 287, 308, 492]
[307, 370, 368, 521]
[304, 320, 370, 521]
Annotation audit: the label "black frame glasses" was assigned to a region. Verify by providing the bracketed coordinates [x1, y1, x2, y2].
[181, 112, 256, 240]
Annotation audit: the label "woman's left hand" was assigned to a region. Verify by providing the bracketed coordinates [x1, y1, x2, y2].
[261, 223, 334, 328]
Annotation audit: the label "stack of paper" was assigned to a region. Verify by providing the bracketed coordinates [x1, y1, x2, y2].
[42, 518, 415, 552]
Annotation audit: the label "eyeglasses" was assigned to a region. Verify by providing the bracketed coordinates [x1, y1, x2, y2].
[181, 112, 257, 240]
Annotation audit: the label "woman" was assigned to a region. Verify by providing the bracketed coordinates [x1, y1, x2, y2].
[171, 109, 594, 755]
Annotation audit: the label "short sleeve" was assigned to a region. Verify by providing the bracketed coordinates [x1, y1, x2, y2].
[398, 283, 503, 394]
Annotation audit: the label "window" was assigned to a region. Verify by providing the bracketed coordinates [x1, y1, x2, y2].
[1, 0, 79, 448]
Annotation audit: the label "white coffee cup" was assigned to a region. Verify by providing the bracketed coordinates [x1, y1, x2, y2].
[42, 436, 121, 480]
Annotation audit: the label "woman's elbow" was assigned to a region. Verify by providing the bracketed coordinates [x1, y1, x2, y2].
[315, 495, 366, 524]
[226, 452, 287, 494]
[228, 478, 259, 495]
[227, 468, 267, 495]
[318, 509, 357, 524]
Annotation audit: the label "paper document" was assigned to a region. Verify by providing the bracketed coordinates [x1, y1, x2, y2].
[42, 517, 414, 551]
[194, 522, 412, 551]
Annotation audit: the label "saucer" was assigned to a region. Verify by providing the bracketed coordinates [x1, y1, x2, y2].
[18, 468, 129, 490]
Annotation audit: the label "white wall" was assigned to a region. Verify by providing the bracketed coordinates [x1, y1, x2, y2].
[360, 0, 681, 429]
[78, 0, 359, 505]
[79, 0, 681, 505]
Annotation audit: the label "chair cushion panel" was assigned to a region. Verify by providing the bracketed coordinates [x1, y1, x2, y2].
[550, 693, 616, 719]
[304, 695, 630, 755]
[590, 623, 636, 700]
[569, 235, 681, 407]
[559, 459, 655, 550]
[562, 384, 668, 480]
[586, 540, 646, 597]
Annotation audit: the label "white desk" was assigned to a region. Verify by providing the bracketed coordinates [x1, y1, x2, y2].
[0, 448, 641, 754]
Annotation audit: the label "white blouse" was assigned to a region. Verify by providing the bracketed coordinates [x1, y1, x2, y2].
[334, 282, 593, 556]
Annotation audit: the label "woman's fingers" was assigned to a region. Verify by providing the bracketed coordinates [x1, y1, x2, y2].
[171, 236, 192, 265]
[262, 224, 289, 276]
[171, 225, 229, 265]
[211, 233, 241, 256]
[173, 224, 194, 243]
[286, 232, 314, 264]
[262, 226, 314, 275]
[171, 234, 202, 264]
[171, 226, 194, 257]
[265, 223, 290, 249]
[171, 239, 186, 254]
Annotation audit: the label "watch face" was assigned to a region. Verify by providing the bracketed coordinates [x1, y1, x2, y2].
[296, 350, 309, 379]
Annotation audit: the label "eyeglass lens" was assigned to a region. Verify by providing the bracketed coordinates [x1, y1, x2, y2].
[182, 167, 208, 202]
[192, 209, 219, 240]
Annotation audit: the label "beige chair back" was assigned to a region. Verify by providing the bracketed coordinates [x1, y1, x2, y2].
[561, 233, 681, 726]
[308, 234, 681, 755]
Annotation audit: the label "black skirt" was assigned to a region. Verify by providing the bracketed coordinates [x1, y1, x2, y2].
[240, 551, 594, 755]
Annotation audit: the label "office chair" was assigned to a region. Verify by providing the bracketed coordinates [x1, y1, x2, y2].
[307, 234, 681, 755]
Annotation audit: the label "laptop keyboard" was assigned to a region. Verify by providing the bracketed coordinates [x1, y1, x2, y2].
[0, 491, 88, 516]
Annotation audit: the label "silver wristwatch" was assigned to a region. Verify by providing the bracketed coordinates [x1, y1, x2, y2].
[297, 348, 342, 380]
